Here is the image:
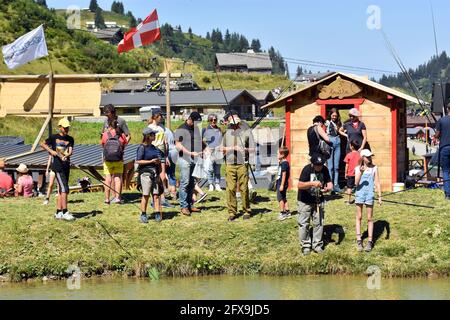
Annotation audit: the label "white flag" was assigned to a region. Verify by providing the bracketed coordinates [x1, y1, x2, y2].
[2, 25, 48, 70]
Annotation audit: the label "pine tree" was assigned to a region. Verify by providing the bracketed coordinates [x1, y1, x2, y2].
[35, 0, 47, 7]
[127, 11, 137, 28]
[89, 0, 99, 12]
[111, 1, 119, 14]
[224, 29, 231, 50]
[251, 39, 261, 52]
[296, 66, 303, 77]
[206, 32, 211, 40]
[188, 27, 193, 39]
[94, 7, 106, 29]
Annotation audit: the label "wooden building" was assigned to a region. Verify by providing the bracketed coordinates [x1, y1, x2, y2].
[263, 72, 421, 191]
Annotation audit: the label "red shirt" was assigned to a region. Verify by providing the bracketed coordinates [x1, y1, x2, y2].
[0, 172, 14, 190]
[344, 151, 361, 177]
[101, 129, 128, 146]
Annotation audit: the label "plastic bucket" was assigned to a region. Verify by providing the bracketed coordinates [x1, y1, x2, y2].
[392, 183, 405, 192]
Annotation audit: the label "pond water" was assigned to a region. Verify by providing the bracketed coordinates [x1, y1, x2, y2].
[0, 275, 448, 300]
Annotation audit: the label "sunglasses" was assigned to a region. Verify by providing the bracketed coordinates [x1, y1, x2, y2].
[211, 119, 217, 122]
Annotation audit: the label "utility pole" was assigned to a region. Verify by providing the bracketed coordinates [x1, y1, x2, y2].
[164, 60, 171, 130]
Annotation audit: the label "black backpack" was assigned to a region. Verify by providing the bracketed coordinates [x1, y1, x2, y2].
[103, 131, 123, 162]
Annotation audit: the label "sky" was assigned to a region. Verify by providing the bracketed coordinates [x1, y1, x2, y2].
[45, 0, 450, 79]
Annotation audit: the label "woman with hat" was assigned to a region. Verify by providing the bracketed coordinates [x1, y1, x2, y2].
[340, 108, 368, 153]
[14, 163, 34, 198]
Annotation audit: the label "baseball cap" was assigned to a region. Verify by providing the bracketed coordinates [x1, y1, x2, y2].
[349, 108, 360, 117]
[143, 127, 158, 136]
[58, 118, 71, 128]
[360, 149, 374, 157]
[189, 111, 202, 121]
[151, 108, 162, 117]
[311, 154, 326, 165]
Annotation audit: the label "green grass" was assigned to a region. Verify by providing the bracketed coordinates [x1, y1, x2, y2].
[0, 188, 448, 281]
[54, 9, 131, 30]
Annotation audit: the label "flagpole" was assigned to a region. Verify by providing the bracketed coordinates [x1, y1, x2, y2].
[46, 33, 55, 138]
[159, 30, 171, 130]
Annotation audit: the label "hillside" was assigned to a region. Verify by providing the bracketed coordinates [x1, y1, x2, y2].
[54, 8, 130, 29]
[0, 0, 290, 92]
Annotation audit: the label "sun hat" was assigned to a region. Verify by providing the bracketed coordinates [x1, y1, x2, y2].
[360, 149, 374, 157]
[58, 118, 71, 128]
[16, 163, 29, 174]
[349, 108, 360, 117]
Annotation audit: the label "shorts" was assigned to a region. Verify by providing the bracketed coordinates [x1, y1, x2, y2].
[355, 192, 374, 206]
[103, 161, 124, 175]
[276, 183, 288, 202]
[55, 168, 70, 194]
[140, 172, 164, 197]
[346, 176, 355, 189]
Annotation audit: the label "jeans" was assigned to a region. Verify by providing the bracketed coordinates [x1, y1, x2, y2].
[208, 161, 221, 185]
[327, 136, 341, 190]
[440, 145, 450, 196]
[178, 158, 195, 209]
[166, 155, 177, 187]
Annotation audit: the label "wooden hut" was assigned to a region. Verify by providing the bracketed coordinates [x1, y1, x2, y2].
[263, 72, 421, 191]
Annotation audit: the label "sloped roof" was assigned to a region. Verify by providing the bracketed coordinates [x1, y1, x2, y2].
[247, 90, 275, 102]
[216, 53, 272, 70]
[294, 72, 335, 82]
[262, 72, 423, 109]
[0, 144, 31, 159]
[100, 90, 258, 107]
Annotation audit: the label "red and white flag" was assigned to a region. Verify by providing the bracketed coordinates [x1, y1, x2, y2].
[118, 9, 161, 54]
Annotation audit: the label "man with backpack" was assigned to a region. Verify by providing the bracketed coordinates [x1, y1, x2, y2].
[101, 119, 128, 204]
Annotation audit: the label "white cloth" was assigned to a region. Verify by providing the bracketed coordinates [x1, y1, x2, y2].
[2, 25, 48, 69]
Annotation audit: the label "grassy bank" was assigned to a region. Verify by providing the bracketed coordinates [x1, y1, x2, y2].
[0, 188, 448, 282]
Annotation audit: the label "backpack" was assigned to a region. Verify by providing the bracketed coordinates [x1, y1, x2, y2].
[314, 126, 332, 160]
[103, 131, 123, 162]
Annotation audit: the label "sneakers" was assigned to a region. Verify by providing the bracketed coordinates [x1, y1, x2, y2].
[365, 240, 374, 252]
[314, 247, 324, 254]
[110, 198, 123, 204]
[140, 213, 149, 224]
[215, 184, 222, 191]
[104, 200, 110, 205]
[209, 184, 215, 192]
[154, 212, 162, 222]
[43, 198, 49, 205]
[195, 193, 208, 204]
[302, 248, 311, 256]
[228, 215, 237, 222]
[54, 212, 63, 220]
[278, 211, 292, 221]
[357, 240, 364, 252]
[62, 212, 75, 221]
[161, 200, 175, 208]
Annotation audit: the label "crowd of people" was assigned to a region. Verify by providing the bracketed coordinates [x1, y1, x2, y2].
[2, 103, 449, 255]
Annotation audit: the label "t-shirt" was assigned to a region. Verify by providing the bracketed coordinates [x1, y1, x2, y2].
[102, 117, 130, 136]
[45, 134, 74, 172]
[436, 115, 450, 148]
[325, 120, 340, 137]
[17, 175, 34, 197]
[136, 144, 160, 171]
[164, 126, 178, 160]
[276, 160, 290, 188]
[343, 121, 366, 148]
[203, 125, 223, 149]
[101, 129, 128, 147]
[0, 172, 13, 191]
[297, 164, 331, 204]
[174, 122, 202, 159]
[221, 123, 254, 165]
[148, 123, 166, 153]
[344, 151, 361, 177]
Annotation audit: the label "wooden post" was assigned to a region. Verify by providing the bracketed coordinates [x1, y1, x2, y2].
[48, 71, 55, 138]
[164, 60, 171, 130]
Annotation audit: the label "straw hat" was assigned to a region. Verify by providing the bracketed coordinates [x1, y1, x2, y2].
[16, 163, 29, 174]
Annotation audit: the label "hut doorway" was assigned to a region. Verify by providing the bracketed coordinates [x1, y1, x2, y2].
[325, 104, 354, 189]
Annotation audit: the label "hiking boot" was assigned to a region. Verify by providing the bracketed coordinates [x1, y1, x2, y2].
[302, 248, 311, 256]
[243, 214, 251, 220]
[365, 240, 374, 252]
[154, 212, 162, 222]
[357, 240, 364, 252]
[190, 207, 201, 213]
[140, 213, 149, 224]
[54, 212, 63, 220]
[195, 193, 208, 204]
[314, 247, 324, 254]
[215, 184, 222, 191]
[181, 208, 191, 216]
[62, 212, 75, 221]
[209, 184, 215, 192]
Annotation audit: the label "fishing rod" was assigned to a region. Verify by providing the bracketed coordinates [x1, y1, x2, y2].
[214, 70, 258, 185]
